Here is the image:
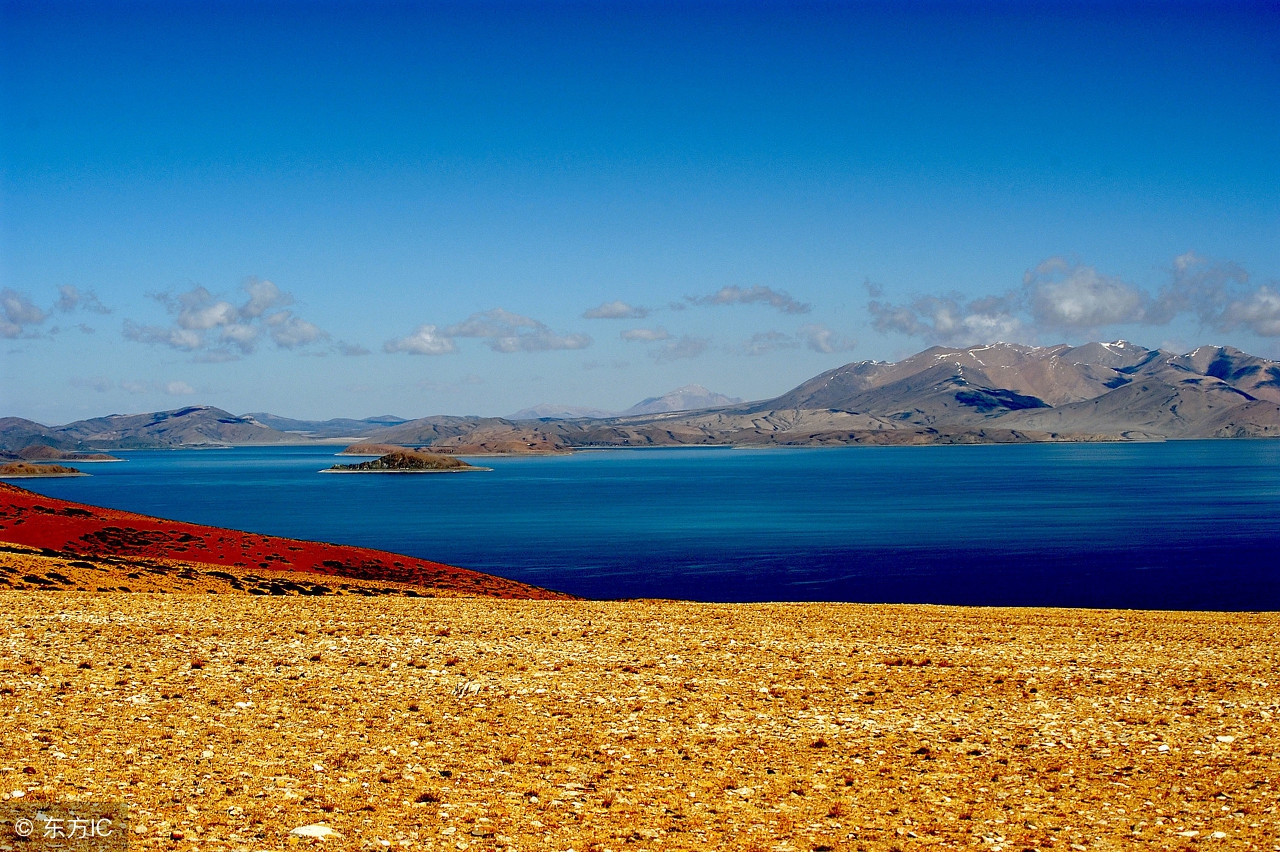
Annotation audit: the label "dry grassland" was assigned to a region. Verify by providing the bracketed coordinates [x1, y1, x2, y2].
[1, 591, 1278, 852]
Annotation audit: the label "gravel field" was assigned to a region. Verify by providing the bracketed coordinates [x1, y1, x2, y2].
[1, 591, 1278, 852]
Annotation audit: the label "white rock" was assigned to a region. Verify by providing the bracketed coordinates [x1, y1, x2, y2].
[1215, 735, 1235, 743]
[290, 824, 342, 839]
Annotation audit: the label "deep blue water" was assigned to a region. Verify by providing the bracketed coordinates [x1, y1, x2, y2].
[14, 441, 1280, 609]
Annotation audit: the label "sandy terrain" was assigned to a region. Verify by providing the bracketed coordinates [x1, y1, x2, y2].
[1, 590, 1277, 852]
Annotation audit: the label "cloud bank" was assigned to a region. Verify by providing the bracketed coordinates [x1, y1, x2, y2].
[583, 300, 649, 319]
[123, 278, 350, 357]
[867, 253, 1280, 346]
[620, 327, 672, 342]
[385, 309, 591, 355]
[3, 284, 112, 338]
[690, 285, 811, 315]
[654, 335, 709, 362]
[1, 289, 46, 338]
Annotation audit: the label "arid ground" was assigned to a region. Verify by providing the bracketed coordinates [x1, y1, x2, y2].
[1, 576, 1277, 852]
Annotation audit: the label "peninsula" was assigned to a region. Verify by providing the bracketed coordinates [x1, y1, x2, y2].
[0, 462, 86, 478]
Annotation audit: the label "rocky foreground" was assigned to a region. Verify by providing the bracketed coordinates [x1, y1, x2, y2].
[1, 592, 1276, 851]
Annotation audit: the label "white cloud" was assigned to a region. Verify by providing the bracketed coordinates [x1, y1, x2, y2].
[742, 331, 798, 356]
[122, 320, 204, 351]
[384, 324, 458, 355]
[621, 327, 672, 342]
[125, 278, 332, 357]
[266, 311, 328, 349]
[1023, 259, 1149, 331]
[654, 335, 709, 362]
[83, 377, 196, 396]
[218, 322, 260, 353]
[69, 375, 114, 393]
[240, 278, 292, 319]
[1153, 252, 1262, 332]
[388, 308, 591, 355]
[584, 300, 649, 319]
[799, 323, 857, 354]
[869, 293, 1022, 346]
[692, 285, 811, 315]
[1, 288, 47, 338]
[1220, 285, 1280, 337]
[866, 253, 1280, 344]
[489, 329, 591, 353]
[56, 285, 111, 315]
[442, 308, 539, 340]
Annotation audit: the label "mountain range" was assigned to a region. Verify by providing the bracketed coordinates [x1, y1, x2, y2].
[5, 342, 1279, 454]
[507, 384, 743, 420]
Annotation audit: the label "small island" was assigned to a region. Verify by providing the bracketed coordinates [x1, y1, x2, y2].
[322, 450, 490, 474]
[0, 462, 87, 479]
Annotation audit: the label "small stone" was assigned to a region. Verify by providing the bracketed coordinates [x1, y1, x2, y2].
[290, 824, 342, 840]
[1215, 735, 1235, 743]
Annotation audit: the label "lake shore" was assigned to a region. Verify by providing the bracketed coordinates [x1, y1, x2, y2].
[1, 589, 1274, 851]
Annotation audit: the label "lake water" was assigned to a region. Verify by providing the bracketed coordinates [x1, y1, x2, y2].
[15, 441, 1280, 609]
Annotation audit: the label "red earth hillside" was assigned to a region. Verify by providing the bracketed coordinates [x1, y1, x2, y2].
[0, 482, 571, 600]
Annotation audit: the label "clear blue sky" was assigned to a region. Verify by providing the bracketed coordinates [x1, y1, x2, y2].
[3, 0, 1278, 423]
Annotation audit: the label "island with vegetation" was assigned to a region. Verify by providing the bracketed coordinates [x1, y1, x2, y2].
[322, 449, 489, 473]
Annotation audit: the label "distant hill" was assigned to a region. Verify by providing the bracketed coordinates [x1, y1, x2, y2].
[509, 385, 742, 421]
[620, 384, 744, 416]
[379, 342, 1280, 449]
[246, 412, 409, 438]
[507, 404, 616, 421]
[0, 407, 298, 452]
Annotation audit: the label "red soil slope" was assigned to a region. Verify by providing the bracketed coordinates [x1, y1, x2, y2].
[0, 482, 570, 599]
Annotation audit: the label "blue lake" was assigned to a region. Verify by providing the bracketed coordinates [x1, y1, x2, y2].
[15, 441, 1280, 609]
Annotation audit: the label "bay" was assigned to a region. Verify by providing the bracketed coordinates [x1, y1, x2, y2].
[16, 441, 1280, 609]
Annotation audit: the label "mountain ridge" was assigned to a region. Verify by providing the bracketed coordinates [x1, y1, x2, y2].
[6, 342, 1279, 452]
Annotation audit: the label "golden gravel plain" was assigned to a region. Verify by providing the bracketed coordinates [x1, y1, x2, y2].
[2, 579, 1279, 851]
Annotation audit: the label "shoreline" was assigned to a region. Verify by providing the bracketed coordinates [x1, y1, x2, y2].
[0, 472, 89, 479]
[319, 466, 493, 474]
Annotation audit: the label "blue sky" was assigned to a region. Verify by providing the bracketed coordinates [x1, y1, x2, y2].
[2, 0, 1278, 423]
